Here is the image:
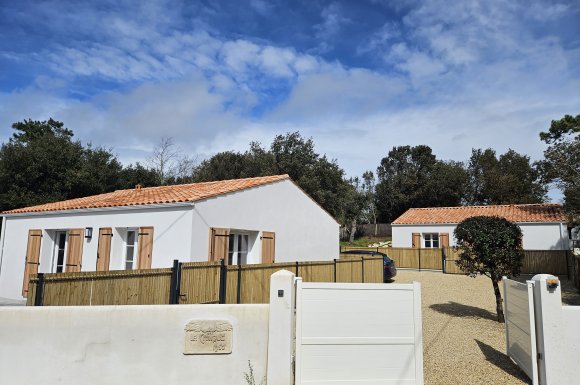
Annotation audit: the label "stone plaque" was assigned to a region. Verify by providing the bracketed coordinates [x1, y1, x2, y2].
[183, 320, 233, 355]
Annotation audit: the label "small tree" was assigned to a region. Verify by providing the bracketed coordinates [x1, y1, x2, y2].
[454, 216, 524, 323]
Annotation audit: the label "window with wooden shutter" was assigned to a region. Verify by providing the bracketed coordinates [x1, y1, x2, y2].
[412, 233, 421, 248]
[439, 233, 450, 248]
[261, 231, 275, 264]
[137, 227, 154, 269]
[22, 229, 42, 297]
[208, 227, 230, 263]
[96, 228, 113, 272]
[65, 228, 84, 272]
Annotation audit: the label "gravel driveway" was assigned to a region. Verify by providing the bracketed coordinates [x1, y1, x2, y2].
[394, 270, 580, 385]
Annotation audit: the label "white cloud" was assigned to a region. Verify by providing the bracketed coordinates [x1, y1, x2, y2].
[314, 2, 351, 40]
[0, 0, 578, 207]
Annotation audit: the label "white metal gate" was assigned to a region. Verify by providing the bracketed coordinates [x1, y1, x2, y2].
[503, 278, 538, 385]
[295, 279, 424, 385]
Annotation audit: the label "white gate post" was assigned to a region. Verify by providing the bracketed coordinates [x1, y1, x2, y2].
[267, 270, 296, 385]
[532, 274, 564, 385]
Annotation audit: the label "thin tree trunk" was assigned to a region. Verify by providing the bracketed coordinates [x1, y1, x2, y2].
[348, 219, 356, 243]
[492, 279, 505, 323]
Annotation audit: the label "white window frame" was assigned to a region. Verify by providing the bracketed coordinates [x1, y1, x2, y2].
[228, 232, 251, 265]
[51, 230, 68, 273]
[124, 228, 139, 270]
[423, 233, 439, 248]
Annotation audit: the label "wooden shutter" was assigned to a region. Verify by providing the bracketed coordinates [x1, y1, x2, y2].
[208, 227, 230, 263]
[137, 227, 154, 269]
[412, 233, 421, 248]
[65, 228, 84, 272]
[22, 229, 42, 297]
[96, 228, 113, 272]
[439, 233, 450, 248]
[261, 231, 276, 264]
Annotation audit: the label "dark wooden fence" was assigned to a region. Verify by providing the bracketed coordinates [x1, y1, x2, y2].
[27, 256, 383, 306]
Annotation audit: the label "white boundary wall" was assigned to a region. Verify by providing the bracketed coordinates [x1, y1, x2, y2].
[295, 280, 424, 385]
[0, 304, 270, 385]
[0, 271, 426, 385]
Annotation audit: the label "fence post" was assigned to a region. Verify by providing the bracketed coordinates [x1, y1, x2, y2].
[361, 257, 365, 283]
[566, 251, 572, 280]
[169, 259, 182, 304]
[219, 259, 227, 304]
[236, 264, 242, 304]
[34, 273, 44, 306]
[333, 259, 337, 282]
[418, 248, 422, 271]
[295, 261, 299, 277]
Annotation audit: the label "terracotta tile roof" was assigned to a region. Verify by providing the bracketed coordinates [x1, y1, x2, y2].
[392, 204, 567, 225]
[2, 175, 290, 214]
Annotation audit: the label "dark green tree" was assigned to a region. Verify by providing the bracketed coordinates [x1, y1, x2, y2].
[465, 148, 546, 205]
[118, 163, 161, 189]
[193, 142, 276, 182]
[0, 119, 157, 211]
[0, 119, 84, 211]
[375, 145, 468, 222]
[192, 132, 355, 225]
[538, 114, 580, 218]
[454, 216, 524, 323]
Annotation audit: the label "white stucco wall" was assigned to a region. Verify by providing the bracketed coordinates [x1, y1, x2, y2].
[392, 222, 569, 250]
[392, 224, 457, 248]
[191, 179, 339, 263]
[0, 205, 194, 300]
[0, 304, 269, 385]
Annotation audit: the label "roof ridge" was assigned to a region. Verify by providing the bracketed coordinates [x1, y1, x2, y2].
[407, 203, 561, 211]
[113, 174, 289, 192]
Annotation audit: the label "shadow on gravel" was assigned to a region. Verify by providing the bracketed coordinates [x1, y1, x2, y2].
[429, 301, 497, 321]
[475, 339, 531, 383]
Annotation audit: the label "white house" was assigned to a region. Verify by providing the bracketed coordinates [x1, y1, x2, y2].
[0, 175, 339, 300]
[392, 204, 569, 250]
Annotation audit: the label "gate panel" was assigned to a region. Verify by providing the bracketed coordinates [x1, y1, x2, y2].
[503, 278, 538, 385]
[295, 281, 423, 385]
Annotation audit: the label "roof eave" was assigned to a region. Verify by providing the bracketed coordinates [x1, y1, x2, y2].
[1, 202, 196, 217]
[392, 220, 568, 226]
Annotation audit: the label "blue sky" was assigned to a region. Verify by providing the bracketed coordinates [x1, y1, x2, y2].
[0, 0, 579, 200]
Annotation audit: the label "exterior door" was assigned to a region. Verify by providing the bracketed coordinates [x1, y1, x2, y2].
[22, 229, 42, 297]
[261, 231, 275, 264]
[137, 226, 154, 269]
[65, 228, 84, 272]
[96, 228, 113, 271]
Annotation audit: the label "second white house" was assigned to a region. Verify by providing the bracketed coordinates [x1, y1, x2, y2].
[0, 175, 339, 301]
[392, 203, 569, 250]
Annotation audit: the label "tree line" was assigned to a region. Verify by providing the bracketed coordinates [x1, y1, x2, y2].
[0, 115, 578, 235]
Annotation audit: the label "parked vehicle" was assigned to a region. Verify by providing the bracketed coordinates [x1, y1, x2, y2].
[339, 249, 397, 282]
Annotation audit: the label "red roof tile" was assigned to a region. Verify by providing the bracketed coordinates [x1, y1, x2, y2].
[2, 175, 290, 214]
[392, 204, 567, 225]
